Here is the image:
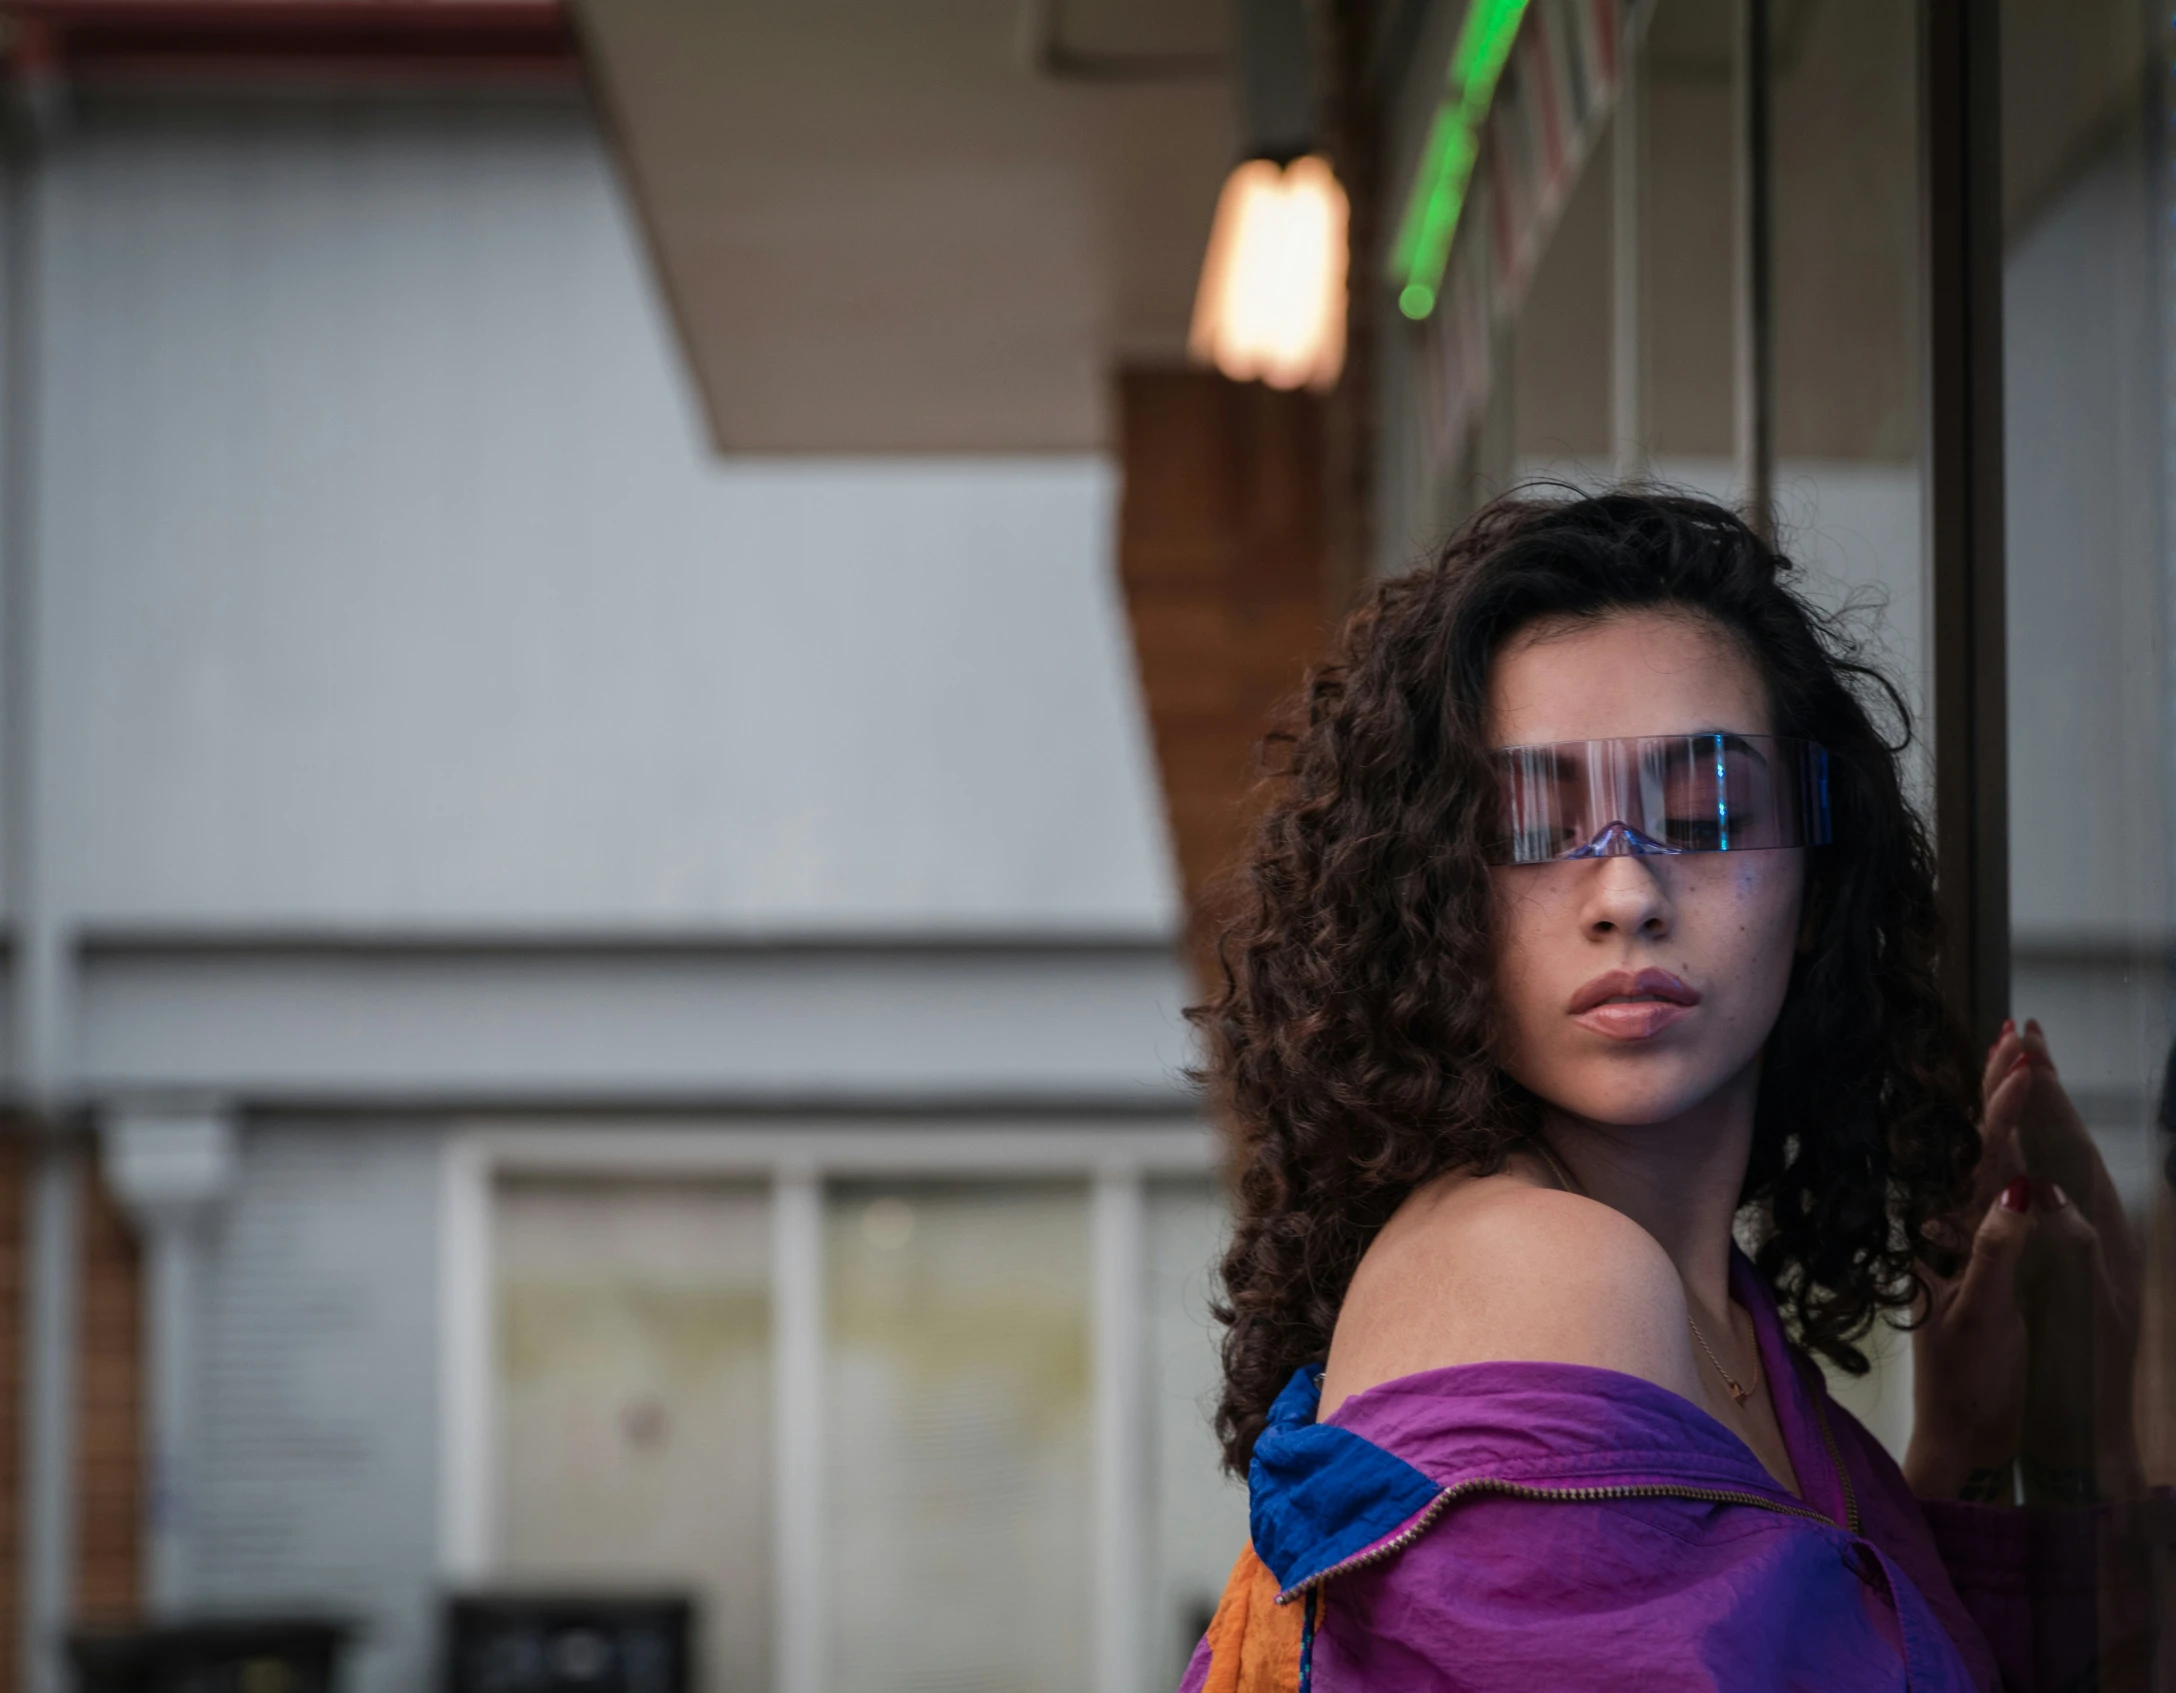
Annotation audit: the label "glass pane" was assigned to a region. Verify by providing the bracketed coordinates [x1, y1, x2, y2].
[1641, 1, 1930, 750]
[1764, 0, 1931, 1448]
[823, 1180, 1093, 1693]
[2001, 0, 2175, 1484]
[1767, 0, 1929, 741]
[495, 1178, 775, 1693]
[1640, 3, 1735, 465]
[1146, 1180, 1249, 1690]
[1507, 59, 1612, 481]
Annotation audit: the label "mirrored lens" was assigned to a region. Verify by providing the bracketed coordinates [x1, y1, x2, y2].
[1492, 735, 1830, 866]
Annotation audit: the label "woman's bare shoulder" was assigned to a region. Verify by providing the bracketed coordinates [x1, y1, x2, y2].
[1319, 1170, 1702, 1417]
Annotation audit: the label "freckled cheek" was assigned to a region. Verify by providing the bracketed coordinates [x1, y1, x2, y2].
[1685, 865, 1799, 1001]
[1726, 869, 1806, 1020]
[1728, 861, 1800, 930]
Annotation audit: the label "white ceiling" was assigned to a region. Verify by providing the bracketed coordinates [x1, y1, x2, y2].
[574, 0, 1237, 452]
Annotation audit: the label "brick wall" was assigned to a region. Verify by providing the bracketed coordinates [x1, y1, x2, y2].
[73, 1171, 142, 1625]
[0, 1137, 144, 1693]
[1115, 368, 1332, 985]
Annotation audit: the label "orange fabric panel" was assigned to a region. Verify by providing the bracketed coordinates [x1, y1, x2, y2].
[1200, 1542, 1306, 1693]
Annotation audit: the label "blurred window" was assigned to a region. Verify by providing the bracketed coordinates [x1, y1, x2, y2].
[495, 1178, 776, 1689]
[483, 1147, 1227, 1693]
[823, 1180, 1094, 1693]
[1146, 1180, 1249, 1689]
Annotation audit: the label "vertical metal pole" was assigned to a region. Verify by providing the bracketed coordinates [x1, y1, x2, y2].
[2161, 0, 2176, 990]
[772, 1167, 824, 1693]
[1611, 0, 1647, 482]
[4, 126, 74, 1693]
[1921, 0, 2010, 1045]
[102, 1107, 237, 1616]
[141, 1226, 194, 1611]
[1734, 0, 1776, 538]
[436, 1133, 492, 1582]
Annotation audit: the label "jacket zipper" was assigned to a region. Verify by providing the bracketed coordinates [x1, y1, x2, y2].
[1279, 1351, 1867, 1604]
[1803, 1371, 1862, 1536]
[1276, 1476, 1842, 1603]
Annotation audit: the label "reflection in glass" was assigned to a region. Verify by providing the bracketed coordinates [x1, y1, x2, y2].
[1997, 0, 2174, 1676]
[2001, 0, 2173, 1492]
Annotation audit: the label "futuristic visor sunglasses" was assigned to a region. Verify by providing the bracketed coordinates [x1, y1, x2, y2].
[1490, 733, 1832, 866]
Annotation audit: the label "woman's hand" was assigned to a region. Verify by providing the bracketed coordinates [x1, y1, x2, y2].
[1903, 1028, 2033, 1500]
[2004, 1020, 2144, 1504]
[1905, 1019, 2144, 1505]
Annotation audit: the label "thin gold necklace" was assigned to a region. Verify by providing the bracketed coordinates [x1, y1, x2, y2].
[1520, 1132, 1761, 1409]
[1686, 1309, 1760, 1406]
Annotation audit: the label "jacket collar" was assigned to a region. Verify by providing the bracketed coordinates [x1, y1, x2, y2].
[1248, 1251, 1829, 1598]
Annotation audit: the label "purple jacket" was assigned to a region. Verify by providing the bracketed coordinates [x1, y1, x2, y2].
[1179, 1249, 2150, 1691]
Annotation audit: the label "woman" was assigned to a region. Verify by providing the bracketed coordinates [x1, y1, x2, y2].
[1179, 494, 2151, 1691]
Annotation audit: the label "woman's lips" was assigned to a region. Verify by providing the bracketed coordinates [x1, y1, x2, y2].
[1568, 967, 1701, 1041]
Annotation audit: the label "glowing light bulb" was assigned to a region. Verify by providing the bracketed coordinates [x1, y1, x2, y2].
[1188, 154, 1348, 392]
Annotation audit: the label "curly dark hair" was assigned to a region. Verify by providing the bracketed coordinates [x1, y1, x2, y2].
[1194, 490, 1982, 1475]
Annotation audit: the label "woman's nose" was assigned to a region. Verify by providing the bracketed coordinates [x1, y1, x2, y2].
[1582, 855, 1673, 939]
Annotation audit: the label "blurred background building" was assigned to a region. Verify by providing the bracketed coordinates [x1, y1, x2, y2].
[0, 1, 2160, 1692]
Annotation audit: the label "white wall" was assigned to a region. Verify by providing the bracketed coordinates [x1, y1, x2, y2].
[35, 92, 1177, 939]
[3, 87, 1203, 1693]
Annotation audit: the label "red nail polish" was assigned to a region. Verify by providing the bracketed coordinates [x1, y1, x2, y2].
[2002, 1017, 2016, 1035]
[2000, 1176, 2032, 1212]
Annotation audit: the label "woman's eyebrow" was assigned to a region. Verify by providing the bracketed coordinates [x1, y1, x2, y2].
[1494, 734, 1771, 769]
[1494, 745, 1579, 779]
[1680, 728, 1772, 763]
[1714, 730, 1771, 768]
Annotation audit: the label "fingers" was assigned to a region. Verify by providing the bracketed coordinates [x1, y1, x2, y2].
[1976, 1054, 2031, 1203]
[2031, 1182, 2138, 1337]
[2007, 1019, 2142, 1290]
[1954, 1175, 2036, 1322]
[2015, 1017, 2053, 1069]
[1980, 1017, 2025, 1105]
[1977, 1018, 2039, 1178]
[2023, 1181, 2092, 1288]
[2016, 1181, 2138, 1490]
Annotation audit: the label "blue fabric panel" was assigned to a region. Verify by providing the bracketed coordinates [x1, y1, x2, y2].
[1249, 1366, 1442, 1592]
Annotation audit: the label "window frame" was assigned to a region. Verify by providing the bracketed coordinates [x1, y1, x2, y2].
[439, 1117, 1218, 1693]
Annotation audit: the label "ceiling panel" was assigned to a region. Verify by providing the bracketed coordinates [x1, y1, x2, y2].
[575, 0, 1236, 452]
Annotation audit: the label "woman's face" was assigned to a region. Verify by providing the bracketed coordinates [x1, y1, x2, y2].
[1487, 609, 1806, 1127]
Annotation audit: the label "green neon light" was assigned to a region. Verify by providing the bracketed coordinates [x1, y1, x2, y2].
[1390, 0, 1533, 321]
